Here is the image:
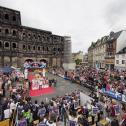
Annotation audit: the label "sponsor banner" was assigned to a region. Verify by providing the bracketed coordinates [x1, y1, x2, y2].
[74, 100, 80, 109]
[113, 105, 120, 115]
[102, 89, 122, 101]
[92, 106, 99, 115]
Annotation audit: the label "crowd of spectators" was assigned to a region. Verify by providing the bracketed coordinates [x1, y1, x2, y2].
[50, 66, 126, 96]
[0, 66, 126, 126]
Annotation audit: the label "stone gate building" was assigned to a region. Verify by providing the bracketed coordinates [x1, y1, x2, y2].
[0, 6, 66, 67]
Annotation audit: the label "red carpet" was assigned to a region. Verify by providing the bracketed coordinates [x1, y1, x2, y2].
[29, 87, 55, 97]
[28, 74, 55, 97]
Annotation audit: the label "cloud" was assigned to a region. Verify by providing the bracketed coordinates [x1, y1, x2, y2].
[1, 0, 125, 53]
[105, 0, 126, 31]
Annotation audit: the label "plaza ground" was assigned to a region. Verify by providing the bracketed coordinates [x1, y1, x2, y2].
[31, 73, 91, 103]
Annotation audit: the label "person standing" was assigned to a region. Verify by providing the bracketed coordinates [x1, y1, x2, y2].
[54, 79, 57, 87]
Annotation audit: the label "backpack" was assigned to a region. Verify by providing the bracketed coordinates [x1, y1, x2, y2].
[121, 119, 126, 126]
[78, 117, 89, 126]
[38, 107, 46, 117]
[38, 122, 47, 126]
[18, 119, 27, 126]
[69, 120, 77, 126]
[32, 104, 38, 112]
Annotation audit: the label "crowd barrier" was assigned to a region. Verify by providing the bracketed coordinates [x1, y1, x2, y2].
[100, 89, 126, 104]
[57, 72, 126, 104]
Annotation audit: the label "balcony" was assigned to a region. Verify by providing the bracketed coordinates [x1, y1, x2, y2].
[105, 55, 115, 59]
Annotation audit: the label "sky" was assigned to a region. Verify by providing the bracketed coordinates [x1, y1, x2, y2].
[0, 0, 126, 53]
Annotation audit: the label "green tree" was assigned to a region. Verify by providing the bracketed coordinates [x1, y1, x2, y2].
[75, 59, 82, 65]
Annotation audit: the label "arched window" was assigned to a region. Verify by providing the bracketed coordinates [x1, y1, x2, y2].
[58, 48, 61, 52]
[5, 14, 9, 20]
[28, 33, 31, 37]
[0, 41, 2, 48]
[38, 35, 41, 40]
[38, 46, 40, 51]
[34, 34, 36, 39]
[12, 16, 16, 21]
[53, 47, 56, 51]
[28, 45, 31, 50]
[5, 29, 9, 34]
[12, 30, 16, 36]
[47, 37, 50, 42]
[5, 42, 9, 48]
[47, 47, 49, 51]
[43, 36, 46, 41]
[33, 46, 35, 50]
[43, 47, 44, 51]
[23, 33, 25, 36]
[23, 45, 26, 50]
[12, 43, 16, 48]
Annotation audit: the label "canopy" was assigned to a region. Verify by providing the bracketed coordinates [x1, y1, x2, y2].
[0, 67, 14, 73]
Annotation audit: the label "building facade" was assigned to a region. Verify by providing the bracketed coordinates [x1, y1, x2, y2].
[82, 53, 88, 66]
[93, 37, 107, 69]
[105, 31, 122, 70]
[72, 51, 83, 62]
[0, 6, 65, 67]
[115, 47, 126, 70]
[88, 30, 126, 70]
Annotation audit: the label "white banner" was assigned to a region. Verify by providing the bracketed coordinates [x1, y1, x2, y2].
[122, 95, 126, 103]
[80, 92, 93, 106]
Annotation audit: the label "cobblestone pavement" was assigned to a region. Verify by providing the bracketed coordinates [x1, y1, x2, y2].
[31, 73, 91, 103]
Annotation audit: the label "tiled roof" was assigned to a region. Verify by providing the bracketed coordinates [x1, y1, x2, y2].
[117, 47, 126, 54]
[108, 31, 122, 41]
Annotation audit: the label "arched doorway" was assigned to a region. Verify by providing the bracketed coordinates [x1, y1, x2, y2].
[24, 59, 34, 69]
[25, 59, 34, 63]
[40, 59, 48, 68]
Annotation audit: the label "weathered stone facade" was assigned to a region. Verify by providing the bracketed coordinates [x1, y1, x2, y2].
[0, 6, 65, 67]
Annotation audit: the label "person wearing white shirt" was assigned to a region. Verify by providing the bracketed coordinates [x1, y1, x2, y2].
[4, 107, 12, 119]
[46, 113, 57, 126]
[10, 101, 16, 111]
[68, 111, 78, 126]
